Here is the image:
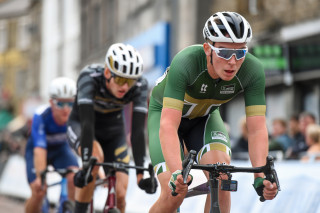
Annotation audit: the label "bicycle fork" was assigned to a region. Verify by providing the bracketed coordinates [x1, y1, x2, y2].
[208, 173, 220, 213]
[58, 177, 68, 213]
[104, 175, 117, 212]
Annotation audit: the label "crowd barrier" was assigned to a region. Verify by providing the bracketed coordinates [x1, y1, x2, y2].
[0, 154, 319, 213]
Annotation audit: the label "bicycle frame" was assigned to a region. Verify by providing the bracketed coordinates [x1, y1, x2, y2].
[41, 167, 76, 213]
[87, 159, 156, 213]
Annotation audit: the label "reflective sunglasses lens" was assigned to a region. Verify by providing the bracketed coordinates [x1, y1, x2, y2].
[55, 101, 73, 108]
[235, 49, 247, 59]
[218, 49, 247, 60]
[114, 76, 136, 87]
[114, 76, 126, 86]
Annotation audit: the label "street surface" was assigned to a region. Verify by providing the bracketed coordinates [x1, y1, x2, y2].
[0, 195, 25, 212]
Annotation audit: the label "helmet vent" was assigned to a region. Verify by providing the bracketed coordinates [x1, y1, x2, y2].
[113, 50, 116, 55]
[123, 65, 127, 74]
[136, 56, 139, 63]
[122, 54, 126, 61]
[114, 61, 119, 70]
[135, 67, 139, 75]
[129, 51, 133, 58]
[130, 62, 133, 74]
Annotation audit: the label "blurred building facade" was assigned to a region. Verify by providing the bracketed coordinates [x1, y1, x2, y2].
[79, 0, 320, 138]
[0, 0, 320, 138]
[0, 0, 41, 115]
[0, 0, 81, 117]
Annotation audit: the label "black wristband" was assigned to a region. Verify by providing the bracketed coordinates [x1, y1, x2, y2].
[136, 169, 144, 175]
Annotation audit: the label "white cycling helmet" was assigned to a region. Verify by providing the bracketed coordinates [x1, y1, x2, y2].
[105, 43, 143, 79]
[203, 11, 252, 43]
[49, 77, 76, 99]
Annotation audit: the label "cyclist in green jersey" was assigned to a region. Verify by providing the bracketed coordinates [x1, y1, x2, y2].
[148, 11, 278, 213]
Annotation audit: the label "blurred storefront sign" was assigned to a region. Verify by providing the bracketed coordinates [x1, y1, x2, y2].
[290, 42, 320, 73]
[252, 44, 288, 76]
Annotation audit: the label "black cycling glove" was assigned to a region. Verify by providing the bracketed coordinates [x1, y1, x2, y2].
[138, 177, 158, 194]
[74, 169, 93, 188]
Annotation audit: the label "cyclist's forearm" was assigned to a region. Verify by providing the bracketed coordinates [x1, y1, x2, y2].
[79, 104, 95, 162]
[160, 108, 183, 173]
[247, 116, 268, 178]
[160, 127, 182, 173]
[131, 111, 147, 167]
[34, 147, 47, 177]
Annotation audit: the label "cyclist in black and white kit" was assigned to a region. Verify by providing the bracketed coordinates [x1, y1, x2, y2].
[67, 43, 149, 213]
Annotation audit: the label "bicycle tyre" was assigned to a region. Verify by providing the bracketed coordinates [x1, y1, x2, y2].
[62, 200, 74, 213]
[107, 208, 121, 213]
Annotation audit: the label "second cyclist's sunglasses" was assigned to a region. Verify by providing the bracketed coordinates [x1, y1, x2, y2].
[208, 42, 248, 60]
[111, 72, 137, 87]
[53, 99, 74, 109]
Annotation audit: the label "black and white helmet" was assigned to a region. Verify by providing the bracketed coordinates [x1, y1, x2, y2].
[49, 77, 76, 99]
[203, 11, 252, 43]
[105, 43, 143, 79]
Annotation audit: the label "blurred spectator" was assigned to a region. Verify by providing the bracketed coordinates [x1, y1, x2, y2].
[232, 116, 248, 159]
[286, 112, 316, 159]
[0, 103, 14, 131]
[288, 114, 300, 140]
[300, 124, 320, 162]
[269, 118, 293, 153]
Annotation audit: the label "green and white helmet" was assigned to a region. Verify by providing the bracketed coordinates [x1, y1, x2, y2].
[105, 43, 143, 79]
[203, 11, 252, 43]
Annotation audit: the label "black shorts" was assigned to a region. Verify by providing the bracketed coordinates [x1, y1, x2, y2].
[67, 111, 130, 174]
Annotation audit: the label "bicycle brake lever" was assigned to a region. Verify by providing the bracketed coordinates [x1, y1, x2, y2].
[182, 150, 196, 184]
[260, 155, 280, 202]
[84, 157, 97, 186]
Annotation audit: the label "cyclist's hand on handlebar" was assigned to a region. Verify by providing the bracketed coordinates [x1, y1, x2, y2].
[74, 169, 93, 188]
[138, 177, 158, 194]
[253, 177, 278, 200]
[34, 177, 47, 194]
[262, 180, 278, 200]
[169, 170, 193, 196]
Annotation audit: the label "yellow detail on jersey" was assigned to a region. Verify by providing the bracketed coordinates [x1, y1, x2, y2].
[184, 93, 231, 119]
[163, 97, 184, 111]
[95, 96, 126, 104]
[94, 106, 122, 113]
[115, 145, 127, 156]
[117, 155, 130, 164]
[115, 145, 130, 163]
[197, 142, 231, 162]
[154, 162, 169, 175]
[245, 105, 266, 117]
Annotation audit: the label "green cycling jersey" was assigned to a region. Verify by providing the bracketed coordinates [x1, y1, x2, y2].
[150, 44, 266, 119]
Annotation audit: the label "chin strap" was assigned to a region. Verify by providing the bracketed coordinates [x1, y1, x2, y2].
[210, 49, 213, 65]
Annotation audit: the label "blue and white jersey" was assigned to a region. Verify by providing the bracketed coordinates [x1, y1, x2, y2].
[28, 105, 68, 149]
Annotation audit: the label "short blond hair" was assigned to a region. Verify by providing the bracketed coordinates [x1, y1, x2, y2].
[306, 124, 320, 144]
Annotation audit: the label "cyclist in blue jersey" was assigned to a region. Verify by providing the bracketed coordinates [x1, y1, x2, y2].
[25, 77, 79, 213]
[67, 43, 154, 213]
[148, 11, 278, 213]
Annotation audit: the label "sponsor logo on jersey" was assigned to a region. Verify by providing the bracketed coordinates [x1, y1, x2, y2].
[200, 84, 208, 93]
[220, 84, 235, 94]
[211, 131, 228, 142]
